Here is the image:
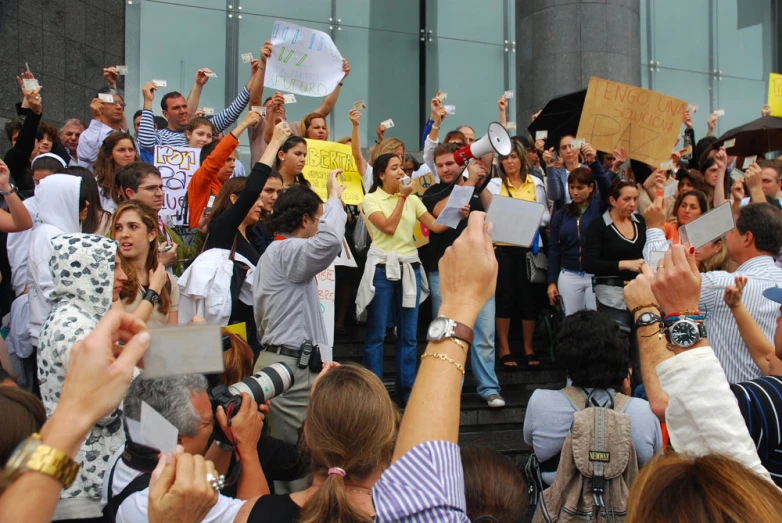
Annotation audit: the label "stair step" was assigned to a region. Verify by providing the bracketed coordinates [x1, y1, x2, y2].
[459, 428, 531, 455]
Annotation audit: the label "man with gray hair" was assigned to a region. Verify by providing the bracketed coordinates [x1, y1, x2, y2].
[77, 87, 128, 171]
[101, 375, 267, 523]
[59, 118, 84, 166]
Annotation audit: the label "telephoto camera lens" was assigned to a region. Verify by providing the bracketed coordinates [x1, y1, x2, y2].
[228, 362, 295, 403]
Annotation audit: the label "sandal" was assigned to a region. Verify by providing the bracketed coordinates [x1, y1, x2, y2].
[525, 353, 541, 367]
[499, 354, 519, 369]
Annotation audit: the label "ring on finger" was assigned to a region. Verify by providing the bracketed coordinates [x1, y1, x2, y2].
[206, 473, 225, 492]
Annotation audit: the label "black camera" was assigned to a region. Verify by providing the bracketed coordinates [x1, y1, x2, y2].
[208, 362, 295, 443]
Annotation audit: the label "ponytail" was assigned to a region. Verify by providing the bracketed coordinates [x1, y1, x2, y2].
[298, 468, 372, 523]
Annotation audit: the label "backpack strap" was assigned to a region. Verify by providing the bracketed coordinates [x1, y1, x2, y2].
[103, 458, 152, 522]
[612, 392, 634, 414]
[559, 386, 589, 412]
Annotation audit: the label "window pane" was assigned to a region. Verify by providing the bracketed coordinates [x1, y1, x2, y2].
[239, 0, 332, 25]
[650, 0, 710, 74]
[716, 0, 773, 80]
[337, 0, 419, 34]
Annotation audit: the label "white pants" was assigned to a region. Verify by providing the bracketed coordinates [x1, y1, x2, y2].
[558, 270, 596, 315]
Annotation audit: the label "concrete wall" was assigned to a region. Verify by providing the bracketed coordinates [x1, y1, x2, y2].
[0, 0, 125, 154]
[515, 0, 641, 123]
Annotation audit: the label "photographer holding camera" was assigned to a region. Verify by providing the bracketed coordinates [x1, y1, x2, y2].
[101, 375, 268, 523]
[251, 167, 347, 455]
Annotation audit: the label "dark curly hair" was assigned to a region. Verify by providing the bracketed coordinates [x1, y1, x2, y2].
[555, 310, 631, 389]
[268, 184, 322, 234]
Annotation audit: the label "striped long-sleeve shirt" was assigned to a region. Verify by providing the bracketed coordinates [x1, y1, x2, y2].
[646, 227, 782, 382]
[137, 87, 250, 150]
[731, 376, 782, 486]
[372, 440, 469, 522]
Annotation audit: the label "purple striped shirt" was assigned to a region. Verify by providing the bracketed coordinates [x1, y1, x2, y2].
[373, 440, 469, 522]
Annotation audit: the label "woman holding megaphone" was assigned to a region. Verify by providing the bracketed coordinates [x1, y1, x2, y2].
[486, 140, 550, 368]
[356, 153, 448, 405]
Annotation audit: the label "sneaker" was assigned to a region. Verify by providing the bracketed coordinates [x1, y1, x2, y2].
[486, 393, 506, 408]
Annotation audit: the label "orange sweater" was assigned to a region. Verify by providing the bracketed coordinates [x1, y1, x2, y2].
[188, 133, 239, 229]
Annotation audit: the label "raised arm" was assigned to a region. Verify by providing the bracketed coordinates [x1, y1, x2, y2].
[313, 58, 350, 117]
[248, 42, 272, 107]
[713, 147, 729, 207]
[137, 81, 159, 150]
[263, 92, 285, 145]
[348, 109, 368, 183]
[186, 67, 212, 119]
[498, 95, 508, 128]
[7, 76, 42, 192]
[724, 276, 775, 372]
[744, 162, 767, 204]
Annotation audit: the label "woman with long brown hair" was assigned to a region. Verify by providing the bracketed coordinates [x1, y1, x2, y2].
[112, 200, 178, 326]
[235, 364, 400, 523]
[627, 453, 782, 523]
[93, 132, 138, 213]
[486, 139, 550, 367]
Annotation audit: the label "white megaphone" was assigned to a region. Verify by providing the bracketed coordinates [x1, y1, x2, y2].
[454, 122, 512, 166]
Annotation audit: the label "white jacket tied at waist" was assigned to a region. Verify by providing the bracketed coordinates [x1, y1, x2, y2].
[356, 246, 429, 317]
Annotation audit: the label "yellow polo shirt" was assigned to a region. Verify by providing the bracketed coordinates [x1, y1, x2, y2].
[363, 188, 427, 256]
[495, 177, 538, 247]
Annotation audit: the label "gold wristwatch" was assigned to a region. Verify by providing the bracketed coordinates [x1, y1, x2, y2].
[0, 433, 80, 488]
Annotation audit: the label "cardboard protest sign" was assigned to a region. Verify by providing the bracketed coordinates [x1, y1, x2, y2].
[768, 72, 782, 118]
[154, 145, 201, 225]
[302, 139, 364, 205]
[317, 265, 335, 360]
[577, 77, 687, 167]
[265, 20, 344, 97]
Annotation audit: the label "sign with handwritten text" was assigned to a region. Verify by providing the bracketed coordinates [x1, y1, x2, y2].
[153, 145, 201, 225]
[302, 139, 364, 205]
[768, 72, 782, 118]
[317, 265, 335, 359]
[265, 20, 344, 97]
[576, 77, 687, 167]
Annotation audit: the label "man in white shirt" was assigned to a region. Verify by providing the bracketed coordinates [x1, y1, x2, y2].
[101, 375, 266, 523]
[644, 202, 782, 382]
[77, 88, 127, 171]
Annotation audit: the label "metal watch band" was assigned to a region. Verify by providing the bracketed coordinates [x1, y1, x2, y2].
[0, 183, 17, 196]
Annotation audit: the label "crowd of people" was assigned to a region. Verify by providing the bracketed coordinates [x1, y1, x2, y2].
[2, 36, 782, 523]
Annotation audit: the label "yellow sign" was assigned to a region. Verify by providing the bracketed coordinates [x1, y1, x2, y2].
[302, 139, 364, 205]
[576, 77, 687, 167]
[224, 322, 247, 342]
[769, 73, 782, 118]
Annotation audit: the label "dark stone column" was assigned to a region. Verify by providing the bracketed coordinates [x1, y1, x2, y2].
[515, 0, 641, 123]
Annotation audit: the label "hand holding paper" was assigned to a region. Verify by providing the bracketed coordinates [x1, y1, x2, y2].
[433, 185, 475, 229]
[679, 202, 735, 249]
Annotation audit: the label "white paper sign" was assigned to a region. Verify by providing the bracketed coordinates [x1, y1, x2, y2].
[153, 146, 201, 225]
[664, 182, 677, 199]
[434, 185, 474, 229]
[140, 402, 178, 454]
[316, 265, 335, 361]
[142, 325, 224, 378]
[486, 196, 545, 247]
[264, 20, 344, 97]
[334, 239, 357, 268]
[679, 201, 735, 249]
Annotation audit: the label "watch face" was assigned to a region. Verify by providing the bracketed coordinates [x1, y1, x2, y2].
[670, 321, 698, 347]
[427, 318, 449, 340]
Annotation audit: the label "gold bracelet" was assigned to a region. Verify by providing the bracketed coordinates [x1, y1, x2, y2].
[421, 352, 465, 376]
[447, 337, 469, 353]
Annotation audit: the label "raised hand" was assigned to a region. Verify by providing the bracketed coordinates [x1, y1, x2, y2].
[724, 276, 748, 310]
[349, 109, 362, 126]
[103, 67, 119, 89]
[143, 81, 158, 102]
[327, 169, 346, 200]
[195, 68, 214, 86]
[260, 41, 272, 64]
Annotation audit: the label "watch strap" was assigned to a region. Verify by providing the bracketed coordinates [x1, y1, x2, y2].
[6, 433, 80, 488]
[143, 289, 160, 306]
[451, 320, 474, 345]
[0, 184, 17, 196]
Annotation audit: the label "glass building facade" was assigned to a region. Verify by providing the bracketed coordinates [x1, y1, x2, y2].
[125, 0, 779, 167]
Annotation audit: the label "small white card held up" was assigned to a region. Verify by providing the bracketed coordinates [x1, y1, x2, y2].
[743, 156, 757, 169]
[142, 325, 224, 378]
[506, 121, 517, 130]
[152, 79, 167, 87]
[141, 402, 178, 454]
[504, 90, 514, 99]
[381, 119, 394, 129]
[664, 182, 677, 199]
[98, 93, 115, 103]
[679, 201, 735, 249]
[486, 196, 545, 247]
[115, 65, 128, 75]
[433, 185, 474, 229]
[570, 138, 584, 149]
[714, 109, 725, 117]
[724, 138, 736, 149]
[202, 107, 215, 116]
[241, 53, 253, 63]
[444, 105, 456, 115]
[23, 78, 39, 91]
[535, 130, 548, 141]
[283, 93, 296, 104]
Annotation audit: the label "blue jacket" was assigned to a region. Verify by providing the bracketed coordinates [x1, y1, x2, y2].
[547, 160, 614, 282]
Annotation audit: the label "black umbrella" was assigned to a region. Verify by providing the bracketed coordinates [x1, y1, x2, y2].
[715, 115, 782, 157]
[527, 89, 586, 149]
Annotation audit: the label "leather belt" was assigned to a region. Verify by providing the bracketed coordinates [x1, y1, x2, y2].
[594, 277, 628, 288]
[263, 345, 301, 359]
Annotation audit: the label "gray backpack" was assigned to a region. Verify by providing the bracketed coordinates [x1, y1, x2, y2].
[532, 387, 639, 523]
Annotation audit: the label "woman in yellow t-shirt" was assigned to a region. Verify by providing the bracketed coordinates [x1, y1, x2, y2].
[357, 153, 446, 404]
[486, 140, 550, 368]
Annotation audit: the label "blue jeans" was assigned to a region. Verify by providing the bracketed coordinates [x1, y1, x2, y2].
[429, 271, 501, 399]
[363, 265, 422, 402]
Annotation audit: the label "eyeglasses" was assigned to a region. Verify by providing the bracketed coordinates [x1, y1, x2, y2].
[140, 184, 165, 192]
